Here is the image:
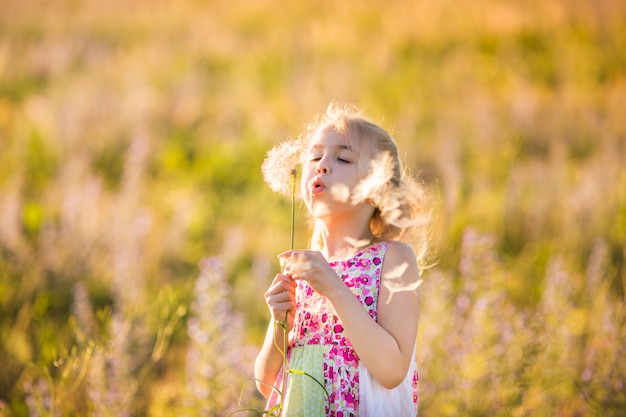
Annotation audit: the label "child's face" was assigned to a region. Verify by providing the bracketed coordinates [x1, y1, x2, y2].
[301, 126, 372, 218]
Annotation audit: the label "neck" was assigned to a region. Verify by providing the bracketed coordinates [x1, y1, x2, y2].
[312, 215, 375, 261]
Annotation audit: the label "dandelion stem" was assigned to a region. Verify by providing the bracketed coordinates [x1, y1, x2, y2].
[280, 314, 288, 414]
[281, 169, 297, 414]
[290, 169, 296, 251]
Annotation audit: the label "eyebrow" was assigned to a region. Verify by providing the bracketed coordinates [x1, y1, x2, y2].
[309, 144, 354, 153]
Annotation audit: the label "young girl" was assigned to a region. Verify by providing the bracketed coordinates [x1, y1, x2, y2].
[255, 103, 429, 417]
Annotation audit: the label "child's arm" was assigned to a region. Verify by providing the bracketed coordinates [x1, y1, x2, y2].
[254, 273, 296, 397]
[282, 242, 420, 389]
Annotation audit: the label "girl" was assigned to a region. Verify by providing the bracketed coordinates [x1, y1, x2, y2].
[255, 103, 429, 416]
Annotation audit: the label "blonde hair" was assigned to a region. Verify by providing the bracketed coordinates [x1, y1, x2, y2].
[301, 103, 430, 265]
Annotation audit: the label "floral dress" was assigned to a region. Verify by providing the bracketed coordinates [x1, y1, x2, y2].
[267, 241, 419, 416]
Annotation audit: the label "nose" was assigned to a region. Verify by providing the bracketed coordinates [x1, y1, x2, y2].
[316, 159, 330, 174]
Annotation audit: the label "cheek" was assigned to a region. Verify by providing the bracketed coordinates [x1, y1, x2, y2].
[301, 161, 319, 181]
[330, 183, 351, 203]
[299, 170, 314, 201]
[300, 169, 311, 191]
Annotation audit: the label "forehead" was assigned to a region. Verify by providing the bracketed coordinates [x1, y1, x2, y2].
[308, 126, 357, 152]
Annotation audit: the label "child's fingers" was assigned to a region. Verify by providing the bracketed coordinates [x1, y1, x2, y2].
[266, 290, 293, 305]
[264, 281, 296, 321]
[266, 274, 296, 300]
[278, 250, 308, 267]
[278, 250, 295, 272]
[278, 250, 316, 277]
[274, 273, 296, 290]
[277, 250, 293, 260]
[269, 272, 294, 285]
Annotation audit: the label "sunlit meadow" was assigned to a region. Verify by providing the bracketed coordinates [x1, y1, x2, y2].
[0, 0, 625, 415]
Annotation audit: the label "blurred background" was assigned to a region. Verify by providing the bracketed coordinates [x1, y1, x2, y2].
[0, 0, 625, 415]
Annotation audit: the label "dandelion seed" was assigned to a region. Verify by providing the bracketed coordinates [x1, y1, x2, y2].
[331, 183, 351, 203]
[261, 139, 303, 195]
[380, 261, 423, 303]
[351, 151, 395, 206]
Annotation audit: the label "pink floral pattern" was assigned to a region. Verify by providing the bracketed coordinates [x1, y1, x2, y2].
[287, 241, 419, 416]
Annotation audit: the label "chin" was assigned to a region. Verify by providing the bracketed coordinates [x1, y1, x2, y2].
[310, 206, 333, 219]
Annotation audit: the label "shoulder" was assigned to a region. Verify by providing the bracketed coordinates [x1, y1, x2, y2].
[383, 241, 416, 262]
[381, 241, 420, 281]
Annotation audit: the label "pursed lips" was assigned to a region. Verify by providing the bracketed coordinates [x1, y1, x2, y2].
[310, 176, 326, 195]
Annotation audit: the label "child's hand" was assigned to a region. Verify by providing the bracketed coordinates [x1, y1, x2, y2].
[264, 273, 296, 330]
[279, 250, 341, 297]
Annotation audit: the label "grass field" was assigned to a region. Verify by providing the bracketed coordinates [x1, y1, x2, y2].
[0, 0, 625, 415]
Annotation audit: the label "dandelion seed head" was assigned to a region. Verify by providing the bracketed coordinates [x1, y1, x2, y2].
[261, 139, 304, 195]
